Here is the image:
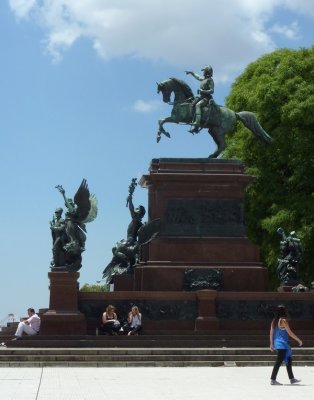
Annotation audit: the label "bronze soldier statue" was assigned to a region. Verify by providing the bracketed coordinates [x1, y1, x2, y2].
[185, 65, 215, 133]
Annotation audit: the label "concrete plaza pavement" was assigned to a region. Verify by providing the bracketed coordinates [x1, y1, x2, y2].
[0, 366, 313, 400]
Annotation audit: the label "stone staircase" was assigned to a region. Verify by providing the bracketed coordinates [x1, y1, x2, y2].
[2, 328, 314, 348]
[1, 327, 314, 367]
[0, 347, 314, 367]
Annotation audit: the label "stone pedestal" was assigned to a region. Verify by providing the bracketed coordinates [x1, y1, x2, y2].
[79, 290, 314, 333]
[37, 158, 314, 336]
[130, 158, 268, 292]
[75, 159, 313, 334]
[277, 286, 294, 293]
[41, 271, 86, 335]
[195, 290, 219, 330]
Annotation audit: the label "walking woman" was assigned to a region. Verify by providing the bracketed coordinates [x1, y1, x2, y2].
[270, 304, 303, 385]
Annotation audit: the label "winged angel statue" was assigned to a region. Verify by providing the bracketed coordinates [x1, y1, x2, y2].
[50, 179, 97, 272]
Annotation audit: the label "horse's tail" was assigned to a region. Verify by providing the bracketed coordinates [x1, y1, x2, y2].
[236, 111, 272, 144]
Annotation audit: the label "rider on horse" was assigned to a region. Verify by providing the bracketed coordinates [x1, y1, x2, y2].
[185, 65, 215, 133]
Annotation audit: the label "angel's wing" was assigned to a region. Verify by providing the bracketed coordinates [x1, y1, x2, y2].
[102, 261, 115, 282]
[84, 194, 98, 223]
[137, 218, 161, 245]
[73, 179, 91, 222]
[102, 259, 128, 283]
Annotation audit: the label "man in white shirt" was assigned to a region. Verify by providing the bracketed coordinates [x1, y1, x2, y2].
[12, 308, 41, 340]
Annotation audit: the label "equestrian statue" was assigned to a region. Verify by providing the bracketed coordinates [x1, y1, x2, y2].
[156, 65, 272, 158]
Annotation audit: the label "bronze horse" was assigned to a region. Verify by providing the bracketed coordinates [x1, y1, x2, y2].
[157, 77, 272, 158]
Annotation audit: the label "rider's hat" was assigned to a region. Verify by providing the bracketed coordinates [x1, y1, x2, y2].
[201, 65, 213, 75]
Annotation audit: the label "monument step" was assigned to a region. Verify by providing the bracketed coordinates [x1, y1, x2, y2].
[1, 354, 313, 362]
[2, 333, 314, 348]
[1, 347, 313, 354]
[3, 331, 314, 340]
[0, 323, 18, 335]
[3, 330, 314, 338]
[0, 347, 314, 367]
[1, 361, 313, 367]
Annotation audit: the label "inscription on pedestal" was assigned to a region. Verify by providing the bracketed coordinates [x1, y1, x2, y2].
[184, 268, 224, 291]
[164, 199, 245, 237]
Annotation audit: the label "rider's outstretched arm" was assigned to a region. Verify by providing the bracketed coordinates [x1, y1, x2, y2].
[185, 71, 203, 81]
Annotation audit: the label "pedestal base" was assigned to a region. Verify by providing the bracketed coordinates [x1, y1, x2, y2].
[40, 310, 86, 335]
[112, 274, 134, 291]
[195, 317, 219, 330]
[79, 290, 314, 333]
[277, 286, 294, 292]
[132, 264, 268, 292]
[136, 158, 269, 292]
[41, 270, 86, 335]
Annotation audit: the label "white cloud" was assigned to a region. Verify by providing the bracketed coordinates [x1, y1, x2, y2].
[44, 26, 81, 63]
[270, 21, 300, 39]
[8, 0, 314, 80]
[9, 0, 36, 19]
[133, 100, 159, 113]
[282, 0, 314, 16]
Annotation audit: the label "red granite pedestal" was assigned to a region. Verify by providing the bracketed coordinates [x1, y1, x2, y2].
[43, 159, 314, 335]
[41, 271, 86, 335]
[114, 158, 269, 292]
[102, 159, 276, 333]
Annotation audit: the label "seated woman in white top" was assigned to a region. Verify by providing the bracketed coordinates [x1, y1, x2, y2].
[127, 306, 142, 336]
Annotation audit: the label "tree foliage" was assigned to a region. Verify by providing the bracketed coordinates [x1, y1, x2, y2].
[80, 283, 109, 292]
[224, 46, 314, 287]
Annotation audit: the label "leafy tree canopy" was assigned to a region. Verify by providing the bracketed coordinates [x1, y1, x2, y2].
[80, 283, 109, 292]
[224, 46, 314, 287]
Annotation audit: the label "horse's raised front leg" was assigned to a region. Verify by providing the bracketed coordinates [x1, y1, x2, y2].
[208, 128, 226, 158]
[157, 117, 176, 143]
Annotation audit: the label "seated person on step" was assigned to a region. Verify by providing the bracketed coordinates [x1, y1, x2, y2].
[126, 306, 142, 336]
[100, 304, 121, 335]
[12, 308, 41, 340]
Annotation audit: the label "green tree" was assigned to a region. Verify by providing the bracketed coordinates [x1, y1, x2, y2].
[224, 46, 314, 288]
[80, 283, 109, 292]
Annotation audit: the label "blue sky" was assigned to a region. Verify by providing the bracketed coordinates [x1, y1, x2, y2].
[0, 0, 314, 323]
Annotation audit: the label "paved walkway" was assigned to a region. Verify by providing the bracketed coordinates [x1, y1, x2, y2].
[0, 366, 313, 400]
